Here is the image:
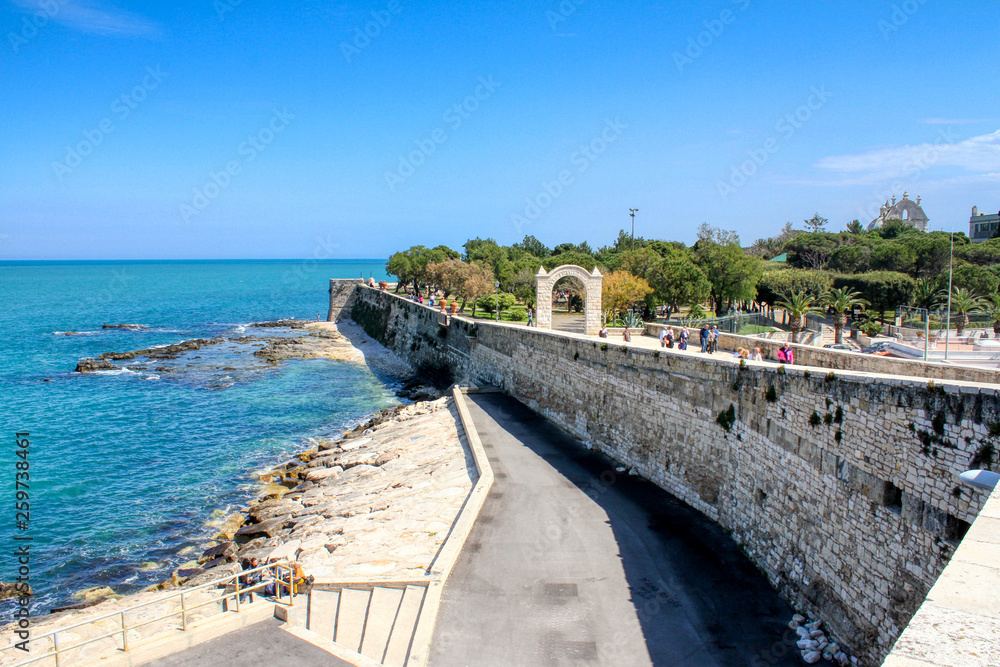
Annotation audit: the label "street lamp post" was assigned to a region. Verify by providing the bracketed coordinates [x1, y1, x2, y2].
[945, 232, 954, 360]
[629, 208, 638, 252]
[494, 280, 500, 323]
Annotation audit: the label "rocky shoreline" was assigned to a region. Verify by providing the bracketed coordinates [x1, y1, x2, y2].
[5, 320, 466, 625]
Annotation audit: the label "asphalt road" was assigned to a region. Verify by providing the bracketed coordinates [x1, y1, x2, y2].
[429, 392, 800, 667]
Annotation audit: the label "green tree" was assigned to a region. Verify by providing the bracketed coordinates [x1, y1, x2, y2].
[870, 243, 916, 274]
[951, 263, 1000, 298]
[541, 250, 598, 272]
[647, 255, 711, 319]
[986, 294, 1000, 337]
[784, 232, 845, 270]
[846, 219, 865, 235]
[464, 238, 514, 289]
[694, 226, 762, 314]
[804, 213, 828, 233]
[756, 268, 833, 308]
[512, 235, 550, 258]
[385, 245, 459, 292]
[828, 244, 872, 274]
[937, 287, 986, 336]
[823, 287, 869, 344]
[833, 271, 915, 322]
[775, 290, 825, 342]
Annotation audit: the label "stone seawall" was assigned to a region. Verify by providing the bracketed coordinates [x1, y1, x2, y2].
[349, 286, 999, 665]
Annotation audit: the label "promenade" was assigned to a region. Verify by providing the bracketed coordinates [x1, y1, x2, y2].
[429, 391, 800, 666]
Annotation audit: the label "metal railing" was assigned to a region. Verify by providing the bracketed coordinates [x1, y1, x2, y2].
[5, 561, 296, 667]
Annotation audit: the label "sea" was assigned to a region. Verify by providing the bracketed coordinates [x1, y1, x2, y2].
[0, 260, 398, 614]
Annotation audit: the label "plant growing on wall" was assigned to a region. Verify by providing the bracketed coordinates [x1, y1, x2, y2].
[716, 404, 736, 432]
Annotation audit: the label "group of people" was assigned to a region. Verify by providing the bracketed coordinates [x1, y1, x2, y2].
[237, 556, 312, 604]
[595, 321, 797, 365]
[657, 326, 690, 350]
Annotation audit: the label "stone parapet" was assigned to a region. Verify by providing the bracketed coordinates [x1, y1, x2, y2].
[348, 285, 1000, 665]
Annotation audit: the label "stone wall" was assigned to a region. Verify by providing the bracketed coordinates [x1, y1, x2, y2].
[646, 322, 1000, 386]
[349, 286, 999, 665]
[327, 279, 365, 321]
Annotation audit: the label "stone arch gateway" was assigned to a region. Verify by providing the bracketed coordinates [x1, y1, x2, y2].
[535, 265, 603, 335]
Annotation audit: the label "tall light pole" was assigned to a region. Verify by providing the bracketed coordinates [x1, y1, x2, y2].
[494, 280, 500, 323]
[629, 208, 639, 252]
[945, 232, 954, 360]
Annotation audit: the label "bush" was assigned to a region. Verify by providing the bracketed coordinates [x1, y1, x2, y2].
[507, 308, 527, 322]
[476, 292, 517, 314]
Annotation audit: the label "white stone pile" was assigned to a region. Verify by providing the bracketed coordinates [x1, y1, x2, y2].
[788, 614, 855, 665]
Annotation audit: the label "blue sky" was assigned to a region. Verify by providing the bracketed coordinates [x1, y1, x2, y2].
[2, 0, 999, 260]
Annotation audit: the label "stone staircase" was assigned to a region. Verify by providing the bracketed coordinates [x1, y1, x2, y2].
[306, 583, 428, 666]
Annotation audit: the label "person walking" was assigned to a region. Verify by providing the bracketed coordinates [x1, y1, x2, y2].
[527, 307, 534, 327]
[780, 342, 794, 364]
[750, 347, 763, 361]
[659, 327, 668, 347]
[708, 325, 719, 354]
[623, 327, 632, 342]
[700, 324, 710, 353]
[679, 328, 689, 350]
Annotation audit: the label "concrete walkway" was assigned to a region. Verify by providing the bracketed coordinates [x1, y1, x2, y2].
[143, 618, 351, 666]
[428, 392, 800, 667]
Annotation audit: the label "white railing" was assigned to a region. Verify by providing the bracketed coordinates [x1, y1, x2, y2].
[4, 561, 296, 667]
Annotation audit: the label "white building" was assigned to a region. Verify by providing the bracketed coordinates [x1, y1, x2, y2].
[969, 205, 1000, 243]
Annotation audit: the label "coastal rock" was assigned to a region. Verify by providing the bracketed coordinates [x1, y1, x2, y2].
[259, 482, 291, 500]
[305, 466, 344, 482]
[75, 358, 118, 372]
[72, 586, 117, 603]
[250, 319, 307, 329]
[801, 650, 821, 664]
[198, 541, 236, 564]
[102, 323, 146, 329]
[214, 513, 247, 541]
[248, 500, 302, 523]
[0, 582, 31, 599]
[235, 517, 288, 540]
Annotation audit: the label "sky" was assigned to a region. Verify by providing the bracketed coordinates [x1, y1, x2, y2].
[1, 0, 999, 260]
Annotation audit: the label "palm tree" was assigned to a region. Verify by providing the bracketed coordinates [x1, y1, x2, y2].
[988, 294, 1000, 337]
[823, 287, 870, 344]
[937, 287, 987, 336]
[911, 278, 938, 310]
[775, 290, 825, 343]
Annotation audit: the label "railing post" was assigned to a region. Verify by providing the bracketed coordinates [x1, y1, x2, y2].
[181, 591, 187, 631]
[53, 632, 60, 667]
[235, 575, 241, 612]
[121, 611, 128, 651]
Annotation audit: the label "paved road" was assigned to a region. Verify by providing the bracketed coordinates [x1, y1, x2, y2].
[144, 618, 349, 667]
[429, 392, 800, 667]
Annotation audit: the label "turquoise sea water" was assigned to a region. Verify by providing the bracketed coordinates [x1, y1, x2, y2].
[0, 260, 397, 613]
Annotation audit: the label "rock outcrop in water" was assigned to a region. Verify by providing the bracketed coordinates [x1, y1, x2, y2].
[102, 323, 146, 330]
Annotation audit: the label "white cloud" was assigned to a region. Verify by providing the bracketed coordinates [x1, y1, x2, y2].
[813, 129, 1000, 184]
[922, 118, 1000, 125]
[10, 0, 161, 37]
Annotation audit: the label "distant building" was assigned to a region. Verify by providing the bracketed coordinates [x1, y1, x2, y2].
[867, 192, 929, 231]
[969, 206, 1000, 243]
